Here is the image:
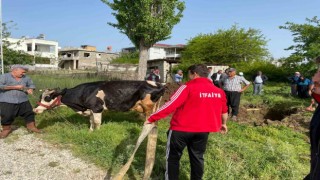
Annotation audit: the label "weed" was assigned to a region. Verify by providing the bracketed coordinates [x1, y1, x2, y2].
[48, 161, 60, 168]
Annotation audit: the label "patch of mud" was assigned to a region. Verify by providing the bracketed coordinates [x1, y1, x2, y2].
[237, 104, 312, 132]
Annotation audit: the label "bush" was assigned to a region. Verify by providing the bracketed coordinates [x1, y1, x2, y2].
[111, 52, 139, 64]
[233, 60, 287, 82]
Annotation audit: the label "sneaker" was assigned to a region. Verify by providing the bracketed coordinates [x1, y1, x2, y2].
[231, 116, 237, 121]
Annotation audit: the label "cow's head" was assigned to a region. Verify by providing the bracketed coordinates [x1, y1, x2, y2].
[33, 88, 66, 113]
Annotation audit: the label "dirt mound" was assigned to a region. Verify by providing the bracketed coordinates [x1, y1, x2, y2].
[160, 82, 181, 106]
[237, 104, 312, 132]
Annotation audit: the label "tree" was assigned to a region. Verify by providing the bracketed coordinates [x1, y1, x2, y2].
[2, 21, 33, 71]
[102, 0, 185, 80]
[280, 16, 320, 60]
[3, 46, 33, 66]
[181, 25, 269, 67]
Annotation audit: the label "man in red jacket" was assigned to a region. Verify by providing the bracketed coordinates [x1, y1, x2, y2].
[145, 64, 228, 180]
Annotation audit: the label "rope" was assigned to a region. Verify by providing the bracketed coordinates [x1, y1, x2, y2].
[113, 96, 163, 180]
[112, 123, 157, 180]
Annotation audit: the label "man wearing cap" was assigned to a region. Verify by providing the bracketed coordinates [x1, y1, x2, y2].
[220, 68, 250, 121]
[0, 65, 42, 138]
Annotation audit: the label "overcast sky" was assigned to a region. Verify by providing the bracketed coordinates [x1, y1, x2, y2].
[4, 0, 320, 58]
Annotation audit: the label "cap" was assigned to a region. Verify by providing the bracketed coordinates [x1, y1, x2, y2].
[229, 68, 236, 72]
[11, 64, 28, 71]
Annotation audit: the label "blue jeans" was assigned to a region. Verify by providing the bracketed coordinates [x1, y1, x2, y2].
[253, 83, 263, 95]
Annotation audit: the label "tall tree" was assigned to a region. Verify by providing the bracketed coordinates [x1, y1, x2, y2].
[181, 25, 269, 67]
[102, 0, 185, 80]
[279, 16, 320, 62]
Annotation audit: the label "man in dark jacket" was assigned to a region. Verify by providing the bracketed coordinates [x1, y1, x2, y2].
[305, 70, 320, 180]
[211, 69, 223, 87]
[288, 72, 300, 96]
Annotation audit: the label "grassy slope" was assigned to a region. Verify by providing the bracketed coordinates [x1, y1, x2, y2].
[26, 75, 310, 179]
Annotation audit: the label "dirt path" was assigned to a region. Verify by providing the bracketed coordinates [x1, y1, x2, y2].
[0, 128, 107, 180]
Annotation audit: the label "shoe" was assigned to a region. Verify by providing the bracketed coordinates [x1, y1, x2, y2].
[26, 122, 43, 133]
[231, 116, 237, 121]
[0, 125, 13, 139]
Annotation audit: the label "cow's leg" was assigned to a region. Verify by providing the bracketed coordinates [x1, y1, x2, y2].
[91, 112, 102, 130]
[141, 94, 155, 121]
[89, 112, 94, 132]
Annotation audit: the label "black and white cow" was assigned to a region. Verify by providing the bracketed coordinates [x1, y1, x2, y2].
[34, 80, 165, 131]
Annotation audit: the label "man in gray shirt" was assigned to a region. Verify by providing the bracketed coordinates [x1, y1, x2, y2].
[0, 65, 42, 138]
[220, 68, 250, 121]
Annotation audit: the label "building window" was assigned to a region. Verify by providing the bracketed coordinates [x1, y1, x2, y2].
[84, 52, 91, 57]
[27, 44, 32, 51]
[49, 46, 55, 53]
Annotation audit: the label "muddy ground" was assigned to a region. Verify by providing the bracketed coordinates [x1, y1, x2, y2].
[162, 83, 313, 133]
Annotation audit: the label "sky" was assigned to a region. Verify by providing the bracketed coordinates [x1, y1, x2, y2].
[3, 0, 320, 59]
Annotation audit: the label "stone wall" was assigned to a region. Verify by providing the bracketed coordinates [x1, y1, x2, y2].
[32, 64, 139, 80]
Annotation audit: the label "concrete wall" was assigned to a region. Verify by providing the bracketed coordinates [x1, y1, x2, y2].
[59, 50, 119, 70]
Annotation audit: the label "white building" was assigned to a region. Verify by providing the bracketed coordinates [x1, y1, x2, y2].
[148, 43, 184, 60]
[5, 35, 59, 68]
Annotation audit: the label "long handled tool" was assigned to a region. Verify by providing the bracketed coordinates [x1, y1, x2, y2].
[113, 96, 163, 179]
[112, 123, 156, 180]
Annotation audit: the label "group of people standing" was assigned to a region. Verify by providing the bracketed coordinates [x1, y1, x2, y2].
[209, 68, 269, 120]
[289, 71, 314, 98]
[145, 68, 161, 82]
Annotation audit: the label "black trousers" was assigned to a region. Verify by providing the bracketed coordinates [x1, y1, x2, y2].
[0, 101, 35, 125]
[166, 130, 209, 180]
[225, 91, 241, 116]
[305, 105, 320, 180]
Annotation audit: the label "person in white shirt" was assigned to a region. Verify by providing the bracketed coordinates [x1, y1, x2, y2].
[252, 71, 268, 95]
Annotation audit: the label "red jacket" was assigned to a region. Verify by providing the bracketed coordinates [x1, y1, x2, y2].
[148, 77, 228, 132]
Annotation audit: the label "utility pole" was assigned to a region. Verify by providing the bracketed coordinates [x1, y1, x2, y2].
[0, 0, 4, 74]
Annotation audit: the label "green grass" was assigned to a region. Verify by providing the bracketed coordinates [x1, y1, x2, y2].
[27, 75, 310, 179]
